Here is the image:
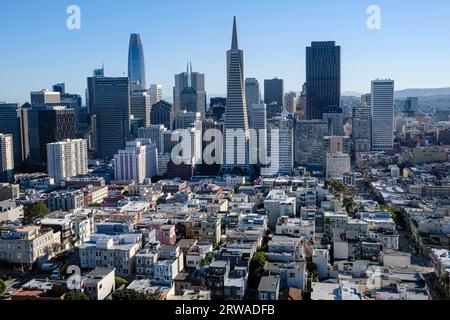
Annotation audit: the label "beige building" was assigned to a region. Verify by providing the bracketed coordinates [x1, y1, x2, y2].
[0, 226, 61, 265]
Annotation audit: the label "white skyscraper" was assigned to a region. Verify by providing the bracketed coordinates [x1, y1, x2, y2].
[113, 139, 158, 183]
[149, 84, 163, 106]
[220, 16, 252, 176]
[47, 139, 88, 184]
[371, 80, 394, 151]
[0, 134, 14, 183]
[267, 110, 294, 176]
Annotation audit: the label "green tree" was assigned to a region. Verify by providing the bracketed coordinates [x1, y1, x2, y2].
[0, 279, 6, 295]
[201, 252, 215, 267]
[343, 197, 357, 215]
[112, 289, 155, 300]
[23, 202, 51, 224]
[65, 291, 90, 300]
[115, 277, 129, 288]
[249, 251, 268, 290]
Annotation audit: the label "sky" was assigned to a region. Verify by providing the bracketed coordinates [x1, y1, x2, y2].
[1, 0, 450, 104]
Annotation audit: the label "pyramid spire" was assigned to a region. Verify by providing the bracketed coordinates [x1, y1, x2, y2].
[231, 16, 238, 50]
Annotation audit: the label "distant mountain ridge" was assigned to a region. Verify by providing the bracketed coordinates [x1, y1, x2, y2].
[342, 87, 450, 99]
[394, 88, 450, 98]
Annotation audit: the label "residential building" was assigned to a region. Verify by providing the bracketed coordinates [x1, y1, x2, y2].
[47, 139, 88, 184]
[257, 276, 280, 300]
[0, 226, 61, 265]
[83, 267, 116, 300]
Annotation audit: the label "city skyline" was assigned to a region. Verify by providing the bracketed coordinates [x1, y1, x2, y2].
[2, 0, 450, 103]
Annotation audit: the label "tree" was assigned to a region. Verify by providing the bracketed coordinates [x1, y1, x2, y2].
[115, 277, 129, 288]
[65, 291, 90, 300]
[112, 289, 156, 300]
[306, 262, 317, 273]
[201, 252, 215, 267]
[343, 197, 357, 215]
[249, 251, 267, 290]
[0, 279, 6, 295]
[23, 202, 51, 224]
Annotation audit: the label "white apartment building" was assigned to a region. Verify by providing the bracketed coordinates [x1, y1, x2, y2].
[47, 139, 88, 184]
[264, 189, 296, 229]
[83, 267, 116, 300]
[0, 134, 14, 183]
[113, 139, 158, 183]
[79, 233, 142, 276]
[371, 80, 394, 151]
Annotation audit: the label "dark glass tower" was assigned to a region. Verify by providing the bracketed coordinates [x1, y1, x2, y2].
[306, 41, 341, 120]
[88, 77, 131, 160]
[128, 33, 146, 92]
[264, 78, 284, 107]
[0, 104, 29, 166]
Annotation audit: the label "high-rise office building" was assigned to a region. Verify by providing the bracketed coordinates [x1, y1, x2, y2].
[179, 87, 198, 114]
[295, 120, 327, 172]
[245, 78, 261, 114]
[47, 139, 88, 184]
[266, 102, 283, 120]
[306, 41, 341, 120]
[175, 111, 202, 130]
[264, 78, 284, 107]
[0, 134, 14, 183]
[297, 83, 307, 119]
[88, 77, 131, 160]
[267, 110, 294, 176]
[150, 100, 174, 130]
[322, 106, 344, 136]
[284, 92, 297, 114]
[128, 33, 146, 92]
[174, 63, 206, 117]
[113, 139, 158, 183]
[371, 80, 395, 151]
[220, 17, 252, 176]
[28, 106, 76, 166]
[149, 84, 163, 107]
[249, 104, 267, 166]
[130, 91, 151, 127]
[30, 89, 61, 105]
[0, 103, 29, 166]
[352, 101, 372, 153]
[138, 124, 167, 154]
[210, 97, 226, 122]
[52, 83, 66, 94]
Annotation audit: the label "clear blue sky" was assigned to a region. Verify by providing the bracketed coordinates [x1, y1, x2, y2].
[1, 0, 450, 104]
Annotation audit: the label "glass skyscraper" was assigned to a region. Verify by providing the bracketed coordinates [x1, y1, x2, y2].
[306, 41, 341, 120]
[128, 33, 146, 92]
